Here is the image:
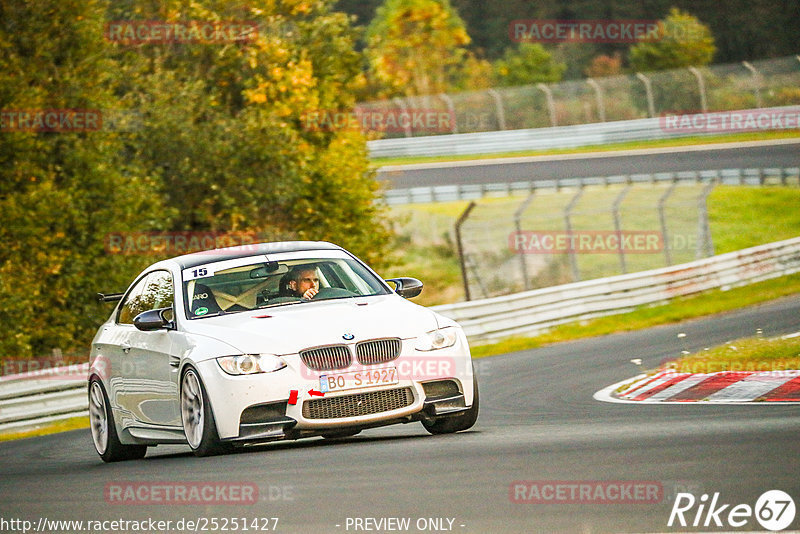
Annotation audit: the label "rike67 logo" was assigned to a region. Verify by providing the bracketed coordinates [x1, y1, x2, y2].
[668, 490, 796, 531]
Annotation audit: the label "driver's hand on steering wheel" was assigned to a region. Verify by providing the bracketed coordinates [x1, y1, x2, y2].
[302, 287, 318, 300]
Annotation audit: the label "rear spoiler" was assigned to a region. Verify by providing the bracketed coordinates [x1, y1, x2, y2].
[96, 292, 124, 303]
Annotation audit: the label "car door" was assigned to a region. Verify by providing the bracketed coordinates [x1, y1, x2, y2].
[115, 269, 182, 428]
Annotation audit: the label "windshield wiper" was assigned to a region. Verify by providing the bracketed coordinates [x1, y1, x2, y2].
[257, 300, 305, 309]
[313, 295, 359, 302]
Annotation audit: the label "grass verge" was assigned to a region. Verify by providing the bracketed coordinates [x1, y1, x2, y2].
[664, 335, 800, 374]
[372, 130, 800, 167]
[389, 185, 800, 306]
[0, 416, 89, 442]
[470, 272, 800, 358]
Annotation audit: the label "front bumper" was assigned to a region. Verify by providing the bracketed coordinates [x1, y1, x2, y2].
[194, 334, 474, 441]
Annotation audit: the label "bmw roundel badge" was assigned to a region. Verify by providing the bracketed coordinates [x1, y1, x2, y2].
[342, 332, 355, 340]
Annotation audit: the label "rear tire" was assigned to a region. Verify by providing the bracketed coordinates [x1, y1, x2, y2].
[89, 379, 147, 462]
[422, 371, 479, 435]
[180, 368, 232, 457]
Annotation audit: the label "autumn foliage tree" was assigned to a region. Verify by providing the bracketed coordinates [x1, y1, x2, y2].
[0, 0, 391, 358]
[364, 0, 473, 97]
[584, 53, 623, 78]
[0, 0, 169, 358]
[492, 43, 566, 87]
[629, 8, 716, 71]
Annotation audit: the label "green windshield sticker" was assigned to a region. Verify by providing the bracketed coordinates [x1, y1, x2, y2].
[195, 307, 209, 316]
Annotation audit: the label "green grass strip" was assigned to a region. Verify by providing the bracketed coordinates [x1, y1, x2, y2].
[666, 335, 800, 374]
[470, 272, 800, 358]
[0, 416, 89, 442]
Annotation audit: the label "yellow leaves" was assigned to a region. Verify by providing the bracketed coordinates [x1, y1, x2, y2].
[281, 0, 312, 16]
[365, 0, 473, 97]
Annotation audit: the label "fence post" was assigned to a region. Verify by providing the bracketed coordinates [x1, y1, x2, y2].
[455, 201, 477, 301]
[635, 72, 656, 118]
[537, 83, 557, 127]
[487, 88, 507, 131]
[742, 61, 763, 108]
[513, 192, 536, 290]
[392, 97, 413, 138]
[696, 181, 716, 259]
[586, 78, 606, 122]
[439, 93, 458, 134]
[688, 67, 708, 113]
[658, 180, 677, 266]
[564, 186, 584, 282]
[612, 183, 632, 273]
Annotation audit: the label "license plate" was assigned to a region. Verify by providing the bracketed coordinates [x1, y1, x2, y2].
[319, 367, 398, 393]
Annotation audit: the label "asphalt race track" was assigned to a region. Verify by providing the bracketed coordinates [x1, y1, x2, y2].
[377, 140, 800, 189]
[1, 297, 799, 533]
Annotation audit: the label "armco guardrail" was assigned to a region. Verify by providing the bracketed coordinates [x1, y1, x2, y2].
[368, 106, 800, 158]
[431, 236, 800, 343]
[2, 236, 800, 433]
[0, 364, 88, 433]
[384, 167, 800, 205]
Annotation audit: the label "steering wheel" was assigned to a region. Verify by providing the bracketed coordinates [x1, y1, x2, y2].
[311, 287, 358, 300]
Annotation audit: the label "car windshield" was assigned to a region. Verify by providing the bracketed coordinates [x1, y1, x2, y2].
[182, 254, 390, 319]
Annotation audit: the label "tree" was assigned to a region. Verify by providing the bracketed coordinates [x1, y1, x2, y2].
[364, 0, 471, 97]
[107, 0, 391, 267]
[492, 43, 565, 87]
[0, 0, 167, 357]
[629, 8, 716, 71]
[0, 0, 393, 357]
[585, 53, 623, 78]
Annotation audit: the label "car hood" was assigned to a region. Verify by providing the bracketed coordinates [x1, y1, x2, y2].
[181, 294, 441, 356]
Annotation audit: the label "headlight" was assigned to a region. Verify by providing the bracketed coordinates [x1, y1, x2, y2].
[415, 327, 458, 351]
[216, 354, 287, 375]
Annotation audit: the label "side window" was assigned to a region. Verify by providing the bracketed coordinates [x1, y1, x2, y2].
[117, 270, 174, 324]
[144, 271, 174, 312]
[117, 274, 150, 325]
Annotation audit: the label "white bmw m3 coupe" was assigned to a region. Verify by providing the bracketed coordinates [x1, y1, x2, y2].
[89, 241, 478, 461]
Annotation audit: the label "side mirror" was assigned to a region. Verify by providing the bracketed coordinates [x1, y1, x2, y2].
[133, 307, 175, 331]
[386, 277, 423, 299]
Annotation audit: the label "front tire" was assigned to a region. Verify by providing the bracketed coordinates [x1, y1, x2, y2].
[422, 371, 479, 435]
[89, 379, 147, 462]
[180, 368, 231, 457]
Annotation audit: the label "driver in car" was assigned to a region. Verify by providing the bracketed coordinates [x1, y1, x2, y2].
[285, 265, 320, 300]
